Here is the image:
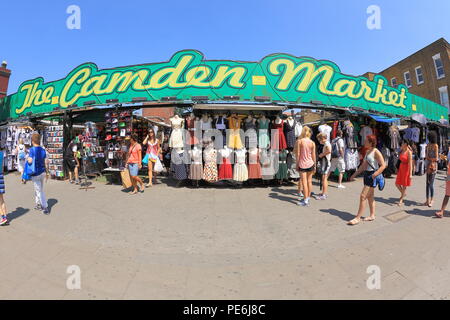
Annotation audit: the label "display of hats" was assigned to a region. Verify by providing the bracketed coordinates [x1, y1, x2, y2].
[105, 135, 112, 141]
[119, 122, 126, 127]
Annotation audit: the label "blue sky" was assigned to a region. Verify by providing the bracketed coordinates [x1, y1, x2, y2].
[1, 0, 449, 93]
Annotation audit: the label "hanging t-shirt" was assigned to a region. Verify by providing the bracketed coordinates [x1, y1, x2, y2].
[318, 124, 332, 141]
[360, 126, 373, 144]
[410, 127, 420, 143]
[419, 143, 427, 159]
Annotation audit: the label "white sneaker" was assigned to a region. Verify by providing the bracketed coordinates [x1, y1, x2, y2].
[337, 184, 346, 189]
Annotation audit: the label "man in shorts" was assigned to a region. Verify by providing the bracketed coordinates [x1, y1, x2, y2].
[64, 138, 80, 184]
[329, 129, 346, 189]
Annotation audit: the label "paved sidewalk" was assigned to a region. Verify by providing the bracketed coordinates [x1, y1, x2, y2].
[0, 171, 449, 299]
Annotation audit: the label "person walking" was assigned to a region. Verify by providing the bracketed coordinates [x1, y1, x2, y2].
[143, 129, 161, 187]
[295, 126, 316, 207]
[314, 132, 331, 200]
[424, 131, 439, 207]
[348, 135, 386, 225]
[329, 129, 346, 189]
[64, 138, 80, 184]
[16, 138, 27, 184]
[395, 140, 413, 206]
[28, 133, 50, 214]
[0, 148, 8, 225]
[435, 161, 450, 218]
[126, 134, 144, 194]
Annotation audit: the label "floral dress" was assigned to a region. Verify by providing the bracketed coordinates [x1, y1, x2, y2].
[203, 148, 218, 182]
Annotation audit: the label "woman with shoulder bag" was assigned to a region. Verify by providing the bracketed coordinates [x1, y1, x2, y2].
[424, 131, 439, 207]
[348, 135, 386, 225]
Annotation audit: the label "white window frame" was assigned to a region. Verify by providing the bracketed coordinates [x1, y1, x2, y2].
[439, 85, 449, 109]
[391, 77, 397, 88]
[403, 71, 412, 88]
[415, 66, 424, 85]
[432, 53, 445, 79]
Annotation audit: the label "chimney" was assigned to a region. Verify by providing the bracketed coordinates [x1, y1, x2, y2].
[0, 60, 11, 98]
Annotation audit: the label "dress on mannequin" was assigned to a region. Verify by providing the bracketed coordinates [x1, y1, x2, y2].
[185, 116, 199, 145]
[203, 147, 218, 182]
[214, 116, 227, 147]
[284, 118, 296, 149]
[227, 115, 243, 149]
[218, 147, 233, 180]
[275, 149, 288, 180]
[171, 149, 188, 180]
[233, 148, 248, 182]
[248, 148, 262, 179]
[169, 116, 184, 148]
[244, 117, 258, 149]
[271, 119, 287, 150]
[257, 117, 270, 149]
[189, 148, 203, 180]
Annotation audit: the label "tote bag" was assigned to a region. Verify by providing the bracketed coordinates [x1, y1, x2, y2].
[26, 148, 36, 176]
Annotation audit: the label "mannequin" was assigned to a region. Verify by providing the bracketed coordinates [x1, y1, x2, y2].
[189, 145, 203, 187]
[271, 115, 287, 150]
[275, 149, 289, 184]
[169, 114, 185, 149]
[284, 113, 297, 150]
[214, 114, 227, 147]
[201, 114, 212, 131]
[233, 147, 248, 182]
[185, 113, 197, 146]
[202, 140, 218, 182]
[218, 145, 233, 180]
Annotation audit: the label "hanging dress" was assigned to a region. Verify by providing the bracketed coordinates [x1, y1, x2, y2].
[169, 117, 184, 148]
[233, 148, 248, 182]
[189, 148, 203, 180]
[244, 119, 258, 149]
[258, 118, 270, 149]
[203, 148, 218, 182]
[214, 116, 227, 147]
[171, 150, 188, 180]
[271, 120, 287, 150]
[261, 149, 275, 180]
[283, 120, 296, 149]
[248, 148, 262, 179]
[227, 116, 243, 149]
[287, 151, 300, 179]
[186, 117, 199, 146]
[218, 148, 233, 180]
[275, 150, 289, 180]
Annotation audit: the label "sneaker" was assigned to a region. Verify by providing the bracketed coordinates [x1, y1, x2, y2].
[298, 199, 310, 207]
[317, 194, 327, 200]
[0, 217, 8, 225]
[42, 208, 50, 215]
[337, 184, 346, 189]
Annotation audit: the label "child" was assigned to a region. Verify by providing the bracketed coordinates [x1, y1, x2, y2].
[435, 162, 450, 218]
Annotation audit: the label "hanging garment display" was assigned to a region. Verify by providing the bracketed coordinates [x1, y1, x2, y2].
[344, 149, 360, 171]
[169, 116, 185, 148]
[185, 116, 199, 146]
[318, 123, 332, 141]
[257, 117, 270, 149]
[244, 118, 258, 149]
[388, 126, 401, 150]
[171, 149, 188, 180]
[261, 149, 275, 180]
[275, 149, 288, 180]
[214, 116, 227, 147]
[359, 125, 373, 144]
[271, 120, 287, 150]
[248, 148, 262, 179]
[227, 115, 243, 149]
[203, 147, 218, 182]
[218, 147, 233, 180]
[283, 119, 297, 149]
[287, 151, 300, 179]
[233, 148, 248, 182]
[189, 148, 203, 181]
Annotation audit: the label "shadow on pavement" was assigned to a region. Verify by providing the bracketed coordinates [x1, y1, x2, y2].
[7, 207, 30, 221]
[320, 208, 354, 222]
[48, 199, 58, 211]
[268, 192, 297, 205]
[375, 196, 420, 207]
[406, 208, 438, 218]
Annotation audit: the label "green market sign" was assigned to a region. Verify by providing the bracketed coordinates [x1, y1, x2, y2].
[1, 50, 447, 121]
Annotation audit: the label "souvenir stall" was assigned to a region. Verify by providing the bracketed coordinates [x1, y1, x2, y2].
[0, 122, 34, 172]
[166, 104, 306, 188]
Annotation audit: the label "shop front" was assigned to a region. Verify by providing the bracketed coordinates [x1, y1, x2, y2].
[0, 50, 448, 187]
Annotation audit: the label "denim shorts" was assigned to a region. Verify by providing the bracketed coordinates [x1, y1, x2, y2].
[128, 163, 139, 177]
[363, 171, 377, 188]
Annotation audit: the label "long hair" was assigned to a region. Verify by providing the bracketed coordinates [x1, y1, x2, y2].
[300, 126, 312, 139]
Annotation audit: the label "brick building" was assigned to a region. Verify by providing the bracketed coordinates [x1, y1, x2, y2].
[363, 37, 450, 113]
[0, 61, 11, 99]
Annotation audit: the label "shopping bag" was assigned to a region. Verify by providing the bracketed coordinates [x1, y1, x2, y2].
[120, 169, 133, 189]
[142, 153, 149, 165]
[22, 162, 31, 181]
[153, 157, 164, 173]
[26, 156, 36, 176]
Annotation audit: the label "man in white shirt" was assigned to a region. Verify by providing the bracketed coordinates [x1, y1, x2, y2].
[329, 129, 346, 188]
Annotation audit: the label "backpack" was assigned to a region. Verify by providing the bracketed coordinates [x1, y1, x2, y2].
[331, 138, 342, 159]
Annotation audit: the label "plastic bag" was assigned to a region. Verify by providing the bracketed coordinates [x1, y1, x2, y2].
[153, 157, 164, 173]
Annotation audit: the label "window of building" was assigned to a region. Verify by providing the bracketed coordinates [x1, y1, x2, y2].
[391, 77, 397, 88]
[403, 71, 412, 88]
[439, 86, 449, 109]
[415, 66, 424, 84]
[433, 53, 445, 79]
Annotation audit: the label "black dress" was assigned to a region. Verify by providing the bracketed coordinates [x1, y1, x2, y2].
[284, 120, 296, 149]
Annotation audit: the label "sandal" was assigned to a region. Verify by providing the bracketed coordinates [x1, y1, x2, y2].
[363, 216, 376, 222]
[347, 218, 361, 225]
[129, 190, 138, 195]
[435, 211, 444, 218]
[146, 183, 153, 188]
